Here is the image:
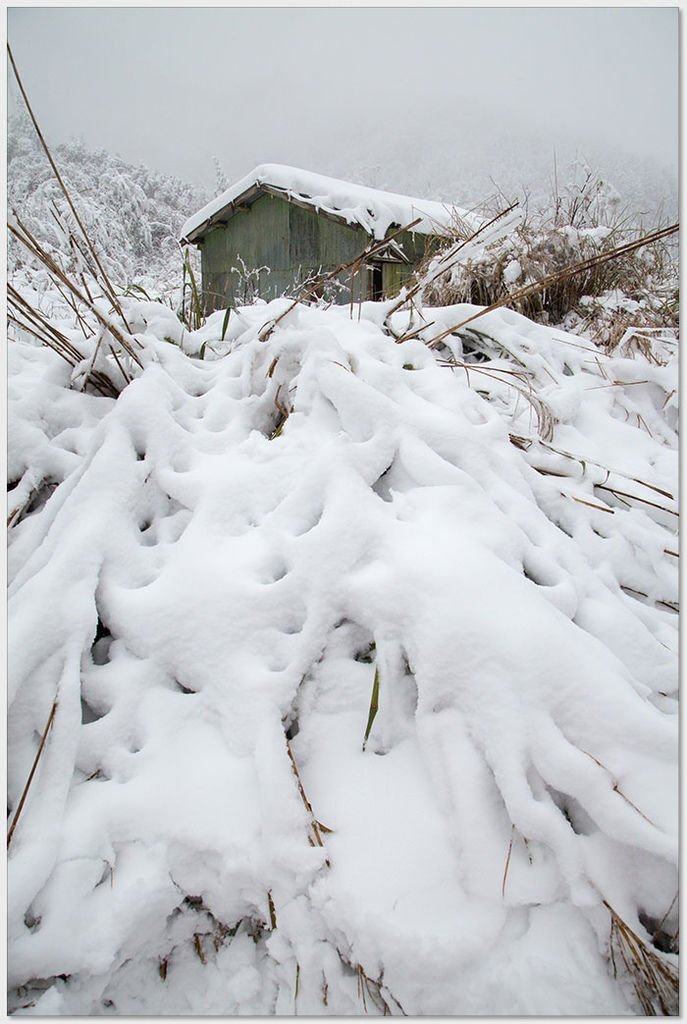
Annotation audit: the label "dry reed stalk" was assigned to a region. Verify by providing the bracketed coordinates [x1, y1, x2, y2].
[501, 824, 516, 898]
[9, 285, 82, 358]
[7, 700, 58, 848]
[8, 44, 131, 332]
[267, 891, 278, 930]
[107, 344, 133, 387]
[440, 357, 555, 441]
[270, 385, 291, 439]
[362, 667, 380, 751]
[594, 484, 678, 518]
[8, 285, 120, 398]
[7, 478, 60, 529]
[337, 951, 406, 1016]
[385, 201, 519, 331]
[578, 749, 658, 825]
[193, 933, 206, 964]
[605, 900, 678, 1015]
[532, 441, 675, 501]
[9, 218, 143, 369]
[7, 312, 76, 368]
[560, 492, 615, 514]
[424, 222, 679, 349]
[285, 738, 330, 861]
[653, 893, 678, 944]
[585, 380, 650, 391]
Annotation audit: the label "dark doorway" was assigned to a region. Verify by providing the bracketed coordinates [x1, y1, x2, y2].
[370, 263, 384, 301]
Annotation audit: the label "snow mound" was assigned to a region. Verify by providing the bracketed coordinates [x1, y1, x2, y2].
[179, 163, 481, 243]
[8, 297, 678, 1015]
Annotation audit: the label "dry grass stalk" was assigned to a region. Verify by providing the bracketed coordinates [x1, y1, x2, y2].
[336, 952, 406, 1016]
[362, 667, 380, 751]
[560, 492, 615, 514]
[501, 824, 516, 898]
[7, 44, 131, 332]
[7, 478, 60, 530]
[285, 738, 330, 862]
[595, 484, 678, 518]
[424, 222, 679, 349]
[270, 385, 291, 439]
[532, 440, 675, 501]
[267, 891, 277, 930]
[193, 933, 206, 964]
[9, 218, 143, 370]
[7, 700, 59, 848]
[605, 900, 678, 1015]
[384, 201, 519, 333]
[439, 354, 555, 441]
[8, 284, 120, 398]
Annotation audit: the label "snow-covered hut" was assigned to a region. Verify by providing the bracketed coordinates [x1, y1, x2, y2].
[179, 164, 478, 312]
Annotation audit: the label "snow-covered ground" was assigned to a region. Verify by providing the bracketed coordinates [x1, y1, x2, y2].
[7, 294, 678, 1015]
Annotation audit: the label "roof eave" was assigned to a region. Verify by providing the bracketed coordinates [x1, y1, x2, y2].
[180, 182, 265, 244]
[180, 180, 440, 245]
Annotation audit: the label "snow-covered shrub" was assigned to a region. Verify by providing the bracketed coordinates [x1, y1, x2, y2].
[420, 162, 678, 336]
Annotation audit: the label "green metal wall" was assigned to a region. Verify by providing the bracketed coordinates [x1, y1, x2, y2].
[198, 192, 439, 313]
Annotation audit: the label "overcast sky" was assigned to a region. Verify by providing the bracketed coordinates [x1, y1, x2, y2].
[7, 7, 679, 212]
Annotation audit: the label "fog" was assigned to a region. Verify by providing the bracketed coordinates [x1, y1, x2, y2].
[7, 7, 679, 214]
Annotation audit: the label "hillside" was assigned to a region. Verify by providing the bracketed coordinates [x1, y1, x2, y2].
[7, 109, 208, 299]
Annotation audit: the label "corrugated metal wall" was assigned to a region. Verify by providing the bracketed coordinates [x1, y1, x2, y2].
[199, 192, 436, 313]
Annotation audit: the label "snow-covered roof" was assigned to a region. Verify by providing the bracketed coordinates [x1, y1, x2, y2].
[180, 163, 480, 243]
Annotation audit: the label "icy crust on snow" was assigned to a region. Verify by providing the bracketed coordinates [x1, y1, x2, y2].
[179, 163, 480, 242]
[8, 298, 678, 1015]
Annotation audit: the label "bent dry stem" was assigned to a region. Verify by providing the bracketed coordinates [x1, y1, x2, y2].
[362, 667, 380, 752]
[7, 700, 59, 849]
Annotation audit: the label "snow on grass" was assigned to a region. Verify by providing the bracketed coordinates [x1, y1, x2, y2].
[7, 296, 678, 1015]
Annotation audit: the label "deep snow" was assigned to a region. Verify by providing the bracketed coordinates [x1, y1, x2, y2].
[7, 294, 678, 1015]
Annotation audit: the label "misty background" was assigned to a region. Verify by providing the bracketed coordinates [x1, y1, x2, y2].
[7, 7, 679, 219]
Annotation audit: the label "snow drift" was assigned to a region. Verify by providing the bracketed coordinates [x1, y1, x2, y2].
[7, 294, 678, 1015]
